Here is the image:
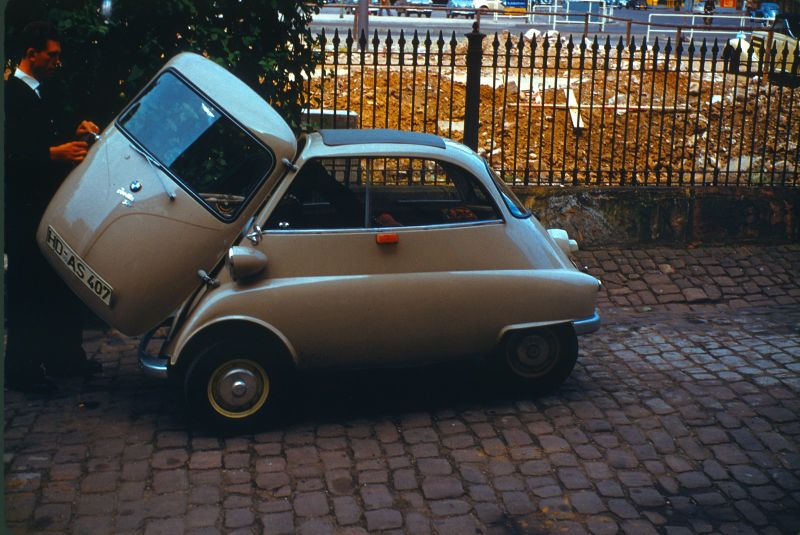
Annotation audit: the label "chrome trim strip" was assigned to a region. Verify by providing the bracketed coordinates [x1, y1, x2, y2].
[263, 219, 504, 235]
[138, 327, 169, 379]
[573, 309, 601, 335]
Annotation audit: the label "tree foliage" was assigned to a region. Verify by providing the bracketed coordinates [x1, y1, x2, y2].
[5, 0, 322, 130]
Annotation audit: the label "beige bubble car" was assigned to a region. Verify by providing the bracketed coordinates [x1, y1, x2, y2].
[38, 53, 600, 430]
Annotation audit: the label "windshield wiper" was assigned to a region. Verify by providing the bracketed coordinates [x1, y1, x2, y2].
[129, 143, 177, 201]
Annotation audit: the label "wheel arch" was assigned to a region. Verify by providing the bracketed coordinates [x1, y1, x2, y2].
[496, 319, 576, 346]
[494, 321, 579, 390]
[171, 317, 297, 380]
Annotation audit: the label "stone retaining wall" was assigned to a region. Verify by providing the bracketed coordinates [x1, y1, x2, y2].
[515, 187, 800, 249]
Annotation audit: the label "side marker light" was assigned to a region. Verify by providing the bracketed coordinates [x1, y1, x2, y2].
[376, 233, 399, 244]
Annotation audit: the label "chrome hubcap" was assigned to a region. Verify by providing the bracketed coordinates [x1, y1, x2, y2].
[508, 331, 558, 378]
[518, 336, 550, 368]
[231, 379, 248, 397]
[216, 367, 260, 409]
[208, 360, 269, 418]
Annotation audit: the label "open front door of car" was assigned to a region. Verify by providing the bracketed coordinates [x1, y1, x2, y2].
[37, 53, 297, 336]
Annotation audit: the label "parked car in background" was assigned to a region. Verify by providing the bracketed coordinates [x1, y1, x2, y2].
[623, 0, 648, 9]
[476, 0, 507, 12]
[691, 1, 707, 14]
[447, 0, 477, 18]
[750, 2, 781, 24]
[730, 14, 799, 79]
[395, 0, 434, 16]
[341, 0, 382, 14]
[38, 53, 601, 431]
[447, 0, 504, 17]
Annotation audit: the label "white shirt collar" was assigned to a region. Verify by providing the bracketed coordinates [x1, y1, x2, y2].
[14, 67, 41, 98]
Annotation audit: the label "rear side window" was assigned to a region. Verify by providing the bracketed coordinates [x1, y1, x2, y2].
[775, 15, 799, 39]
[367, 158, 502, 227]
[118, 71, 275, 220]
[265, 157, 501, 230]
[484, 160, 531, 219]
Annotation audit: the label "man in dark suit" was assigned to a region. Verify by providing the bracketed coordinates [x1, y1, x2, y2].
[5, 21, 102, 392]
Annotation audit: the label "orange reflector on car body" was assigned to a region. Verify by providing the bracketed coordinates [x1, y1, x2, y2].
[375, 232, 399, 244]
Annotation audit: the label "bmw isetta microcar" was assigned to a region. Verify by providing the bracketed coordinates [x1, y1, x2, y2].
[38, 53, 600, 430]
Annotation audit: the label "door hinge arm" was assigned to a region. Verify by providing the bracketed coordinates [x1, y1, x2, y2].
[197, 269, 219, 287]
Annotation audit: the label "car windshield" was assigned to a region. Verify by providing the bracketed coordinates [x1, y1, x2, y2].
[117, 71, 275, 220]
[483, 160, 530, 219]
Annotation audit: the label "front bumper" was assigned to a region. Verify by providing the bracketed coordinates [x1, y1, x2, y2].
[573, 309, 601, 335]
[138, 326, 169, 379]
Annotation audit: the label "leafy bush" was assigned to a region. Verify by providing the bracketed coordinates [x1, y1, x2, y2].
[5, 0, 323, 130]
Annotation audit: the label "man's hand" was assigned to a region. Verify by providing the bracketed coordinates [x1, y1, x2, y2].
[75, 120, 100, 137]
[50, 141, 89, 163]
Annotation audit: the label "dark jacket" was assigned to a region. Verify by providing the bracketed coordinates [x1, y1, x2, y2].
[4, 75, 72, 253]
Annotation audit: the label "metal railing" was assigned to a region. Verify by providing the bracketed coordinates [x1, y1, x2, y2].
[646, 13, 773, 44]
[304, 27, 800, 187]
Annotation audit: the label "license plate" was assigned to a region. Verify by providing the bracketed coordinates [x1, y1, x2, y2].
[45, 226, 113, 306]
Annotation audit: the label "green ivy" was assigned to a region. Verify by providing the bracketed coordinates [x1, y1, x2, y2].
[5, 0, 323, 131]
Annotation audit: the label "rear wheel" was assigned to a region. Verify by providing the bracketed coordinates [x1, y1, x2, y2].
[496, 323, 578, 393]
[184, 343, 290, 433]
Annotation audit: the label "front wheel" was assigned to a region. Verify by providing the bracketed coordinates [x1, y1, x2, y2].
[496, 323, 578, 394]
[184, 344, 289, 433]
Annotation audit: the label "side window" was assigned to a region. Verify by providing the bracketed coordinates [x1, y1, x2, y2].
[367, 158, 502, 228]
[265, 157, 501, 231]
[265, 158, 365, 230]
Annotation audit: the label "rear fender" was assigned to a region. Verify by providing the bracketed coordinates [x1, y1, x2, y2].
[497, 320, 575, 344]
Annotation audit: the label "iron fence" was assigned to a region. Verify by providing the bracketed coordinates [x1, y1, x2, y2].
[304, 27, 800, 187]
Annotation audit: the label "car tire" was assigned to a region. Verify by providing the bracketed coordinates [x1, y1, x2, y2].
[496, 323, 578, 394]
[184, 342, 291, 433]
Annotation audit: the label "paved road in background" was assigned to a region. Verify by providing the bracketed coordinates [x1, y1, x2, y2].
[312, 5, 758, 43]
[5, 244, 800, 534]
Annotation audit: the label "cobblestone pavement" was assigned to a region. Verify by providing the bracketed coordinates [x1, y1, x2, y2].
[5, 244, 800, 535]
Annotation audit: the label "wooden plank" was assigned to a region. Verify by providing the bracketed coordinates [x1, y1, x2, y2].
[566, 88, 585, 131]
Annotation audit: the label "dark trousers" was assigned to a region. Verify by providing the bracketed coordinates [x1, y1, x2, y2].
[5, 220, 85, 378]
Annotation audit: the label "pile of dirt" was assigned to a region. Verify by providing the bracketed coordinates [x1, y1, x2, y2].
[308, 34, 800, 186]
